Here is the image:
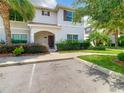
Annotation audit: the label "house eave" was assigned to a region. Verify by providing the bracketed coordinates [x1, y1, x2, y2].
[34, 4, 75, 12]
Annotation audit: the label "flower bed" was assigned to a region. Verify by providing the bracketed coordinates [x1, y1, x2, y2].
[0, 44, 49, 57]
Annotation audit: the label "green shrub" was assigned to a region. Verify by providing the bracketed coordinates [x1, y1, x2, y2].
[0, 45, 16, 53]
[82, 40, 90, 49]
[23, 44, 48, 54]
[56, 40, 90, 51]
[117, 53, 124, 61]
[0, 44, 48, 54]
[56, 40, 84, 51]
[89, 45, 106, 50]
[13, 46, 24, 56]
[118, 36, 124, 47]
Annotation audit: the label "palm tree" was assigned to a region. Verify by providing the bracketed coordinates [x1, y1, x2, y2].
[0, 0, 35, 45]
[89, 20, 124, 47]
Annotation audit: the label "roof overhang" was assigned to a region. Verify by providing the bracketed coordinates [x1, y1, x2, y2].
[34, 4, 75, 12]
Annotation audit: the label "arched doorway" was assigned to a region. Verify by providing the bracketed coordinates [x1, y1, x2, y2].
[34, 31, 55, 49]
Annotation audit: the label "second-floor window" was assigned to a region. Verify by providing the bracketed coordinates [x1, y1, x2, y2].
[64, 10, 73, 21]
[42, 10, 50, 16]
[9, 10, 23, 21]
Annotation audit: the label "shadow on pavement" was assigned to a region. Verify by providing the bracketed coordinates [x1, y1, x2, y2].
[84, 66, 124, 92]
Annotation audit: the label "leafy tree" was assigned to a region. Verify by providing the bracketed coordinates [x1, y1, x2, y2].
[0, 0, 35, 45]
[88, 31, 110, 46]
[74, 0, 124, 47]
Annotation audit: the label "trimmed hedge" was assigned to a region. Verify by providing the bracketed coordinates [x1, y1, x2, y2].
[0, 44, 48, 54]
[117, 53, 124, 61]
[56, 40, 90, 51]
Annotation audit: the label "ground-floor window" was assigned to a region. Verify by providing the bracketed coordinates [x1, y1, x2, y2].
[12, 34, 27, 44]
[67, 34, 78, 40]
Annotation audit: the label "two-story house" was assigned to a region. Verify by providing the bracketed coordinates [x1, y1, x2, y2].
[0, 5, 85, 49]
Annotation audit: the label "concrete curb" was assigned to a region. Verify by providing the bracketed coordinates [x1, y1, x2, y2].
[75, 57, 124, 82]
[0, 57, 74, 67]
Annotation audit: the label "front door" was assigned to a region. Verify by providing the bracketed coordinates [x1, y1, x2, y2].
[48, 35, 54, 48]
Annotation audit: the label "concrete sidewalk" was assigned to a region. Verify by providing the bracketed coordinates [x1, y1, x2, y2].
[0, 52, 116, 67]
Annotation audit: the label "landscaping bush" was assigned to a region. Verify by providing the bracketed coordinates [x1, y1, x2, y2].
[0, 44, 48, 54]
[118, 36, 124, 47]
[56, 40, 90, 51]
[13, 46, 24, 56]
[88, 45, 106, 50]
[23, 44, 48, 54]
[56, 40, 84, 51]
[117, 53, 124, 61]
[0, 45, 16, 53]
[82, 40, 90, 49]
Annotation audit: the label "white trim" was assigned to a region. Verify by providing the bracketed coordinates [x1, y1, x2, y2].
[11, 28, 29, 30]
[28, 24, 61, 29]
[58, 24, 83, 28]
[10, 20, 26, 23]
[0, 26, 29, 30]
[11, 33, 28, 35]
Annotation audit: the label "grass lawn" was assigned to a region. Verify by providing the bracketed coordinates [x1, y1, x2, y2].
[61, 48, 124, 54]
[79, 55, 124, 75]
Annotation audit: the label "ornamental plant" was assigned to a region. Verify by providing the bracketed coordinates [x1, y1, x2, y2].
[13, 46, 24, 56]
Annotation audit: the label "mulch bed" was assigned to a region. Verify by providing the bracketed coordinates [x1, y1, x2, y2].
[0, 53, 49, 58]
[0, 53, 13, 57]
[118, 61, 124, 66]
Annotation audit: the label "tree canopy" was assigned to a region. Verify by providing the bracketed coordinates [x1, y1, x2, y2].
[74, 0, 124, 25]
[0, 0, 35, 44]
[74, 0, 124, 46]
[7, 0, 35, 21]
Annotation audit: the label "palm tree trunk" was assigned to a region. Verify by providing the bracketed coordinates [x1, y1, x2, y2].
[114, 30, 119, 47]
[1, 12, 11, 45]
[0, 1, 11, 45]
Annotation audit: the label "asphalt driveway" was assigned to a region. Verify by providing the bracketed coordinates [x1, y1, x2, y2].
[0, 59, 124, 93]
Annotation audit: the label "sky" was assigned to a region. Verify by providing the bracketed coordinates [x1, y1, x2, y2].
[57, 0, 74, 7]
[31, 0, 74, 8]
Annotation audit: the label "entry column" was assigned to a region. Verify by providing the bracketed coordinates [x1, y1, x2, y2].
[30, 33, 34, 43]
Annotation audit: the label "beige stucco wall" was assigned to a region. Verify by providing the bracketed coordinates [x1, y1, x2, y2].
[0, 16, 6, 41]
[34, 31, 54, 47]
[0, 17, 30, 42]
[33, 9, 57, 24]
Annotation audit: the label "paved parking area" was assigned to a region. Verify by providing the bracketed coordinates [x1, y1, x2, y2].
[0, 59, 123, 93]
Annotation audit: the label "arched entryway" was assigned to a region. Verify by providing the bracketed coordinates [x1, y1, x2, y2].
[34, 31, 55, 49]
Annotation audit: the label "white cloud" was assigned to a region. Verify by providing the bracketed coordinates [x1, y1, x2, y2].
[31, 0, 57, 9]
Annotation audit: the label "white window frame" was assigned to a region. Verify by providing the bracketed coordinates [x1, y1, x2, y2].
[67, 34, 78, 40]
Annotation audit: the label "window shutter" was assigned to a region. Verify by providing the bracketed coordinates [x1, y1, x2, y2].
[64, 10, 67, 21]
[42, 11, 44, 15]
[48, 12, 50, 16]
